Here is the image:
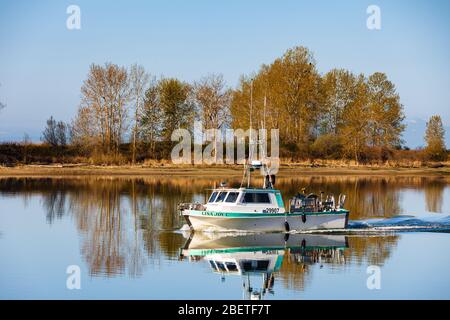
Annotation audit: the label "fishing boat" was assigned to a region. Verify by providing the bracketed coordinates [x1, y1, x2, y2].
[178, 161, 350, 232]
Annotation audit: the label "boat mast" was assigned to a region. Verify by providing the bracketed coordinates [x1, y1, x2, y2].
[248, 79, 253, 188]
[250, 80, 253, 140]
[240, 78, 262, 189]
[262, 92, 270, 189]
[263, 92, 266, 132]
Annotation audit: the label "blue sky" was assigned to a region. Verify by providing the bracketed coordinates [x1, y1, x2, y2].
[0, 0, 449, 147]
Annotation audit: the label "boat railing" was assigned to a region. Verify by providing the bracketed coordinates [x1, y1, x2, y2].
[321, 201, 334, 211]
[290, 198, 318, 213]
[289, 194, 346, 213]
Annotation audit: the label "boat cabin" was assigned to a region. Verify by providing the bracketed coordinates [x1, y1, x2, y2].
[206, 251, 284, 276]
[205, 188, 286, 213]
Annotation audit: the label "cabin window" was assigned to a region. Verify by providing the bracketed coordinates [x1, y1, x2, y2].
[216, 262, 226, 271]
[215, 192, 228, 203]
[209, 260, 217, 271]
[208, 192, 218, 203]
[225, 262, 238, 271]
[225, 192, 239, 203]
[242, 260, 270, 272]
[256, 260, 270, 271]
[243, 192, 271, 204]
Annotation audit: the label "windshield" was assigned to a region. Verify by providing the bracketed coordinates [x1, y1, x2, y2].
[214, 192, 228, 203]
[225, 192, 239, 203]
[243, 192, 271, 204]
[208, 192, 218, 203]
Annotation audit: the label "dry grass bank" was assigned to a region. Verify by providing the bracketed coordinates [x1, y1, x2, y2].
[1, 160, 450, 178]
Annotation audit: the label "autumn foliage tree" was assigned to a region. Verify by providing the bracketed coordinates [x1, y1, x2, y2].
[157, 78, 195, 143]
[340, 75, 371, 162]
[231, 46, 406, 162]
[319, 69, 356, 135]
[366, 72, 405, 149]
[30, 45, 444, 165]
[140, 81, 162, 155]
[231, 47, 321, 155]
[140, 78, 195, 158]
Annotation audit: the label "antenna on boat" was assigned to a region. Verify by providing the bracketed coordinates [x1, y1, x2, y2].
[241, 78, 274, 189]
[248, 79, 254, 188]
[250, 79, 253, 136]
[241, 78, 255, 189]
[263, 92, 266, 131]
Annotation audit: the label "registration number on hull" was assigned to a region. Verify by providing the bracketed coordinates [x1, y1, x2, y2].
[198, 208, 279, 217]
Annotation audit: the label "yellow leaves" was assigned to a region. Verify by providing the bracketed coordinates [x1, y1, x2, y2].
[231, 46, 320, 147]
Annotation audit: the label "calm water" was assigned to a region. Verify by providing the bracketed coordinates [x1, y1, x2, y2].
[1, 175, 450, 299]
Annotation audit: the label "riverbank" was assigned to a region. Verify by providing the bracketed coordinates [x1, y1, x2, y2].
[1, 163, 450, 177]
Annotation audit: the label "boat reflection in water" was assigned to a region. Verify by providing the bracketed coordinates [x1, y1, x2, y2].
[180, 233, 348, 300]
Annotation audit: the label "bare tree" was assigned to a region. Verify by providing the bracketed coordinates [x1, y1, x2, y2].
[42, 116, 68, 147]
[70, 106, 97, 150]
[75, 63, 130, 155]
[195, 74, 231, 130]
[129, 64, 150, 164]
[141, 80, 162, 156]
[194, 74, 231, 161]
[42, 116, 59, 146]
[56, 121, 68, 147]
[22, 133, 32, 164]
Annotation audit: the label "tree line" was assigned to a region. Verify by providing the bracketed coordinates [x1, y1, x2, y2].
[67, 63, 228, 162]
[1, 45, 447, 165]
[231, 47, 407, 162]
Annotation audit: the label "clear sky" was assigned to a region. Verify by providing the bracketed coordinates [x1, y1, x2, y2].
[1, 0, 449, 147]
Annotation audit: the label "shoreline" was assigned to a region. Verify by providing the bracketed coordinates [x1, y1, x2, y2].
[1, 164, 450, 177]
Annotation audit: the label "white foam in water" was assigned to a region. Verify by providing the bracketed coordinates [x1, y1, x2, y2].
[346, 214, 450, 233]
[180, 224, 191, 231]
[279, 215, 450, 235]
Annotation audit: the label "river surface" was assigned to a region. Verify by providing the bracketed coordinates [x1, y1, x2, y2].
[1, 175, 450, 299]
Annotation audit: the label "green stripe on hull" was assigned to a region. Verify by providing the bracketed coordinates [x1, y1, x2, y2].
[185, 246, 347, 256]
[186, 210, 349, 218]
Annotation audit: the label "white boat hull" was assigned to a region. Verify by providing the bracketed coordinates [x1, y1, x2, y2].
[184, 210, 349, 232]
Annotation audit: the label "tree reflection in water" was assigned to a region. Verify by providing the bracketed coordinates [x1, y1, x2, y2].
[0, 175, 447, 285]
